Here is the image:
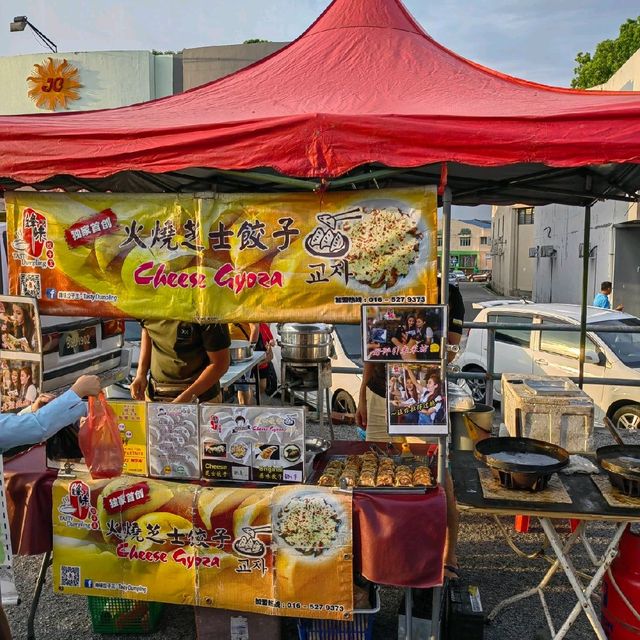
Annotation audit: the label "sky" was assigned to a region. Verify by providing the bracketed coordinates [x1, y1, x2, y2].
[2, 0, 639, 218]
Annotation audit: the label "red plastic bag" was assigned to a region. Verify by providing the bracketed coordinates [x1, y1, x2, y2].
[78, 392, 124, 479]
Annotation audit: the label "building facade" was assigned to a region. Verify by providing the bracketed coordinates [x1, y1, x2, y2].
[0, 42, 290, 116]
[437, 218, 491, 274]
[0, 51, 175, 114]
[526, 48, 640, 313]
[490, 205, 535, 297]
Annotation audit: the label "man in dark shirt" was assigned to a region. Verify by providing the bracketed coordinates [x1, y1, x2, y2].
[131, 320, 230, 403]
[355, 283, 465, 579]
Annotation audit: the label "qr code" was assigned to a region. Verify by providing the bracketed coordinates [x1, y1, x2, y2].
[19, 273, 41, 299]
[60, 565, 80, 588]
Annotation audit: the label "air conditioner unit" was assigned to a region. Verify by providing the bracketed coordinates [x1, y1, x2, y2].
[578, 243, 597, 258]
[528, 247, 539, 258]
[540, 245, 556, 258]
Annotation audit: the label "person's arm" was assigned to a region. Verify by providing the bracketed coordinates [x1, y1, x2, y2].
[131, 327, 151, 400]
[173, 348, 230, 403]
[355, 361, 375, 428]
[0, 375, 101, 450]
[248, 323, 261, 345]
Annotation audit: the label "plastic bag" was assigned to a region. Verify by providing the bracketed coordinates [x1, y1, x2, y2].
[78, 392, 124, 479]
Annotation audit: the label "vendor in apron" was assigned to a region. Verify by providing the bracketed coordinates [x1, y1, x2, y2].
[131, 320, 230, 403]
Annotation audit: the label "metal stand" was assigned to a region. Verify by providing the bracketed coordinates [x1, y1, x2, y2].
[27, 551, 52, 640]
[489, 518, 627, 640]
[280, 360, 334, 440]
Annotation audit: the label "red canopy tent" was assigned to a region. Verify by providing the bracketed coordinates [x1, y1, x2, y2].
[1, 0, 640, 205]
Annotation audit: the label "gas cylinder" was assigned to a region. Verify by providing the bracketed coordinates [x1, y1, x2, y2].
[602, 525, 640, 639]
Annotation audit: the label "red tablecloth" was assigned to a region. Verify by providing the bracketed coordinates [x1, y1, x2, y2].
[4, 445, 57, 556]
[3, 442, 447, 588]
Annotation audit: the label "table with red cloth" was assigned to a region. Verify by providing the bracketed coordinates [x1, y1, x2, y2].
[4, 445, 57, 557]
[4, 442, 446, 588]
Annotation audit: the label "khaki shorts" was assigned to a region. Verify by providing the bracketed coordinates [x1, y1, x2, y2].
[364, 388, 428, 445]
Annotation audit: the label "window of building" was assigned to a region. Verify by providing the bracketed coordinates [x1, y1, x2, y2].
[480, 236, 489, 245]
[437, 235, 442, 247]
[459, 237, 471, 247]
[517, 207, 535, 225]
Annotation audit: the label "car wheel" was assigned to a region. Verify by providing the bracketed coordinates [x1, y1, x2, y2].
[332, 390, 356, 415]
[612, 405, 640, 431]
[462, 366, 487, 404]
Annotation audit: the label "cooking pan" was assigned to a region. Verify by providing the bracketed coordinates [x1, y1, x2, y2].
[229, 340, 253, 363]
[596, 444, 640, 497]
[474, 437, 569, 491]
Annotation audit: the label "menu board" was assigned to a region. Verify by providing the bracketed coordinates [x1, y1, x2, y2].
[147, 403, 200, 479]
[0, 295, 43, 414]
[200, 406, 305, 483]
[109, 400, 147, 476]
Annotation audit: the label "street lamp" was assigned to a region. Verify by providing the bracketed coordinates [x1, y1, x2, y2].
[9, 16, 57, 53]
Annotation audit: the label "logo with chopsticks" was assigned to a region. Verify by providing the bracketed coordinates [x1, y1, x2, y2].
[304, 209, 362, 258]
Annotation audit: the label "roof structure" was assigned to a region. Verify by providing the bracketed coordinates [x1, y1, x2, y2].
[457, 219, 492, 229]
[1, 0, 640, 206]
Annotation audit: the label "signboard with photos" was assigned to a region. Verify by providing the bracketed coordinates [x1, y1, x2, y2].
[361, 304, 449, 436]
[100, 400, 306, 483]
[200, 405, 305, 483]
[0, 295, 43, 414]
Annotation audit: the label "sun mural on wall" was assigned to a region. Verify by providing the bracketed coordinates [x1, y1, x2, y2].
[27, 58, 82, 110]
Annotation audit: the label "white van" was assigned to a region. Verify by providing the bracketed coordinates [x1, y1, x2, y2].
[455, 302, 640, 430]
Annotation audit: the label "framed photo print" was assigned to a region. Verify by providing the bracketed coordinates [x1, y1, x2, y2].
[362, 304, 447, 363]
[386, 362, 448, 436]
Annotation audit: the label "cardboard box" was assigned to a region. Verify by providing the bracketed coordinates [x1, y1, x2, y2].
[195, 606, 281, 640]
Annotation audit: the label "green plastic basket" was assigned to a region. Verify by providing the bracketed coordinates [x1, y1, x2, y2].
[87, 596, 163, 635]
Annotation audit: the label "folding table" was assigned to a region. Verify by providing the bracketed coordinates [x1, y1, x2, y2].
[450, 451, 640, 640]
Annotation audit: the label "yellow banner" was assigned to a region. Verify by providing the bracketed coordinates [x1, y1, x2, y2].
[53, 475, 353, 618]
[6, 187, 437, 322]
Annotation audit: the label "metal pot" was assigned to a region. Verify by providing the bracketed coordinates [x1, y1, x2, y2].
[229, 340, 253, 363]
[474, 436, 569, 491]
[278, 323, 334, 362]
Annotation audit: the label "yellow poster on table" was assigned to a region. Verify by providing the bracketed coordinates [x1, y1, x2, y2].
[6, 187, 437, 323]
[108, 401, 147, 476]
[53, 475, 353, 619]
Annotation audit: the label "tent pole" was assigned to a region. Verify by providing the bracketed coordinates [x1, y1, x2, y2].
[440, 187, 451, 307]
[578, 203, 591, 389]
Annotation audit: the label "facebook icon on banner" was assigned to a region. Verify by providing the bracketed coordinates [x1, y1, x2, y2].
[45, 288, 57, 299]
[84, 579, 93, 588]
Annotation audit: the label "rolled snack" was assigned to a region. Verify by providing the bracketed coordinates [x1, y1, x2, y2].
[413, 467, 432, 486]
[339, 471, 358, 487]
[318, 474, 338, 487]
[395, 474, 413, 487]
[345, 455, 362, 470]
[396, 465, 413, 475]
[325, 460, 344, 472]
[358, 472, 376, 487]
[375, 472, 394, 487]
